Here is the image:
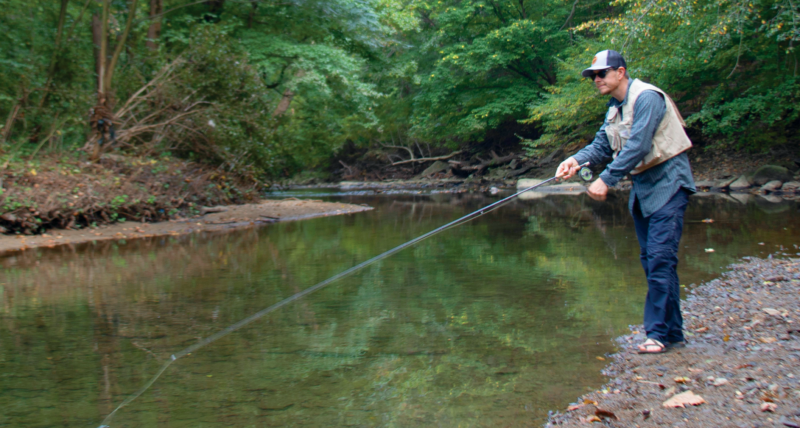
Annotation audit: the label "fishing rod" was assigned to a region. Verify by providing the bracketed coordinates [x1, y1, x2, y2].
[97, 162, 592, 428]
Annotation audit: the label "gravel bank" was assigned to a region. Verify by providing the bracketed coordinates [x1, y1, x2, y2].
[547, 257, 800, 427]
[0, 199, 371, 255]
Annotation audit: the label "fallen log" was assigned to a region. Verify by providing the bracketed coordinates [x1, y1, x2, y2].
[449, 151, 518, 174]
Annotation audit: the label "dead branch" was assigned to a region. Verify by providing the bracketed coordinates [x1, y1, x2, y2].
[380, 142, 415, 161]
[1, 104, 20, 144]
[450, 152, 518, 173]
[391, 150, 463, 166]
[115, 56, 184, 116]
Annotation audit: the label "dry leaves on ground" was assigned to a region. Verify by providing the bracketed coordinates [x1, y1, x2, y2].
[662, 391, 706, 408]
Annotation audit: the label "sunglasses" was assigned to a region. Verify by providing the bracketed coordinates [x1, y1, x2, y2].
[588, 68, 617, 79]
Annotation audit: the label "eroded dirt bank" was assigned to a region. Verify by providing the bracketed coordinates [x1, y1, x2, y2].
[547, 257, 800, 428]
[0, 199, 371, 255]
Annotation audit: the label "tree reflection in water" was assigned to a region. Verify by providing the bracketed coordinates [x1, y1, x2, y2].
[0, 192, 798, 427]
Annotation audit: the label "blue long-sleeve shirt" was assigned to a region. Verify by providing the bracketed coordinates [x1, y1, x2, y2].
[572, 79, 696, 218]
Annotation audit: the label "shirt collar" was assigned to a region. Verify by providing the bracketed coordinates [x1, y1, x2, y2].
[606, 78, 634, 108]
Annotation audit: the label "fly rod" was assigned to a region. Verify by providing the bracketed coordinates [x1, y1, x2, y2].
[97, 162, 591, 427]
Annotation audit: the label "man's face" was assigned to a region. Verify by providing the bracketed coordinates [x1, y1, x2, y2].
[593, 67, 625, 95]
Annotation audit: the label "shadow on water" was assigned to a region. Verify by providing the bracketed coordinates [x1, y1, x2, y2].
[0, 191, 799, 427]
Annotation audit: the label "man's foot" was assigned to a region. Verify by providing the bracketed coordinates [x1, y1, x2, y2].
[666, 340, 687, 349]
[637, 338, 666, 354]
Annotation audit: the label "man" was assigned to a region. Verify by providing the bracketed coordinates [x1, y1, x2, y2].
[556, 50, 696, 354]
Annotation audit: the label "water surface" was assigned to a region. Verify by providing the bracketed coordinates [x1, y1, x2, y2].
[1, 191, 798, 427]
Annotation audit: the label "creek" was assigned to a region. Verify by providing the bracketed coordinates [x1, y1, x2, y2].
[1, 190, 799, 427]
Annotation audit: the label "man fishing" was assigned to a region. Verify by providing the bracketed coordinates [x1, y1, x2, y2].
[556, 50, 696, 354]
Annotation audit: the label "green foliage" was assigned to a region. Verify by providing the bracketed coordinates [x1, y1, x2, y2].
[524, 0, 800, 153]
[1, 0, 798, 180]
[406, 0, 573, 143]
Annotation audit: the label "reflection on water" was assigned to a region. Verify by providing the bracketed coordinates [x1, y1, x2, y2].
[1, 192, 798, 427]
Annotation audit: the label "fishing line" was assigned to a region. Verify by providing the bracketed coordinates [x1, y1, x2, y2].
[97, 164, 589, 428]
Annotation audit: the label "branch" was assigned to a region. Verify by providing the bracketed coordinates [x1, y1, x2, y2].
[115, 56, 185, 117]
[390, 151, 462, 166]
[559, 0, 579, 31]
[727, 23, 745, 79]
[450, 153, 517, 172]
[65, 0, 92, 42]
[506, 63, 537, 82]
[380, 143, 415, 161]
[621, 0, 655, 54]
[417, 9, 437, 28]
[104, 0, 139, 92]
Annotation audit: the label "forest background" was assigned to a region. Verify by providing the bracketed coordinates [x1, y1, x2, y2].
[1, 0, 799, 183]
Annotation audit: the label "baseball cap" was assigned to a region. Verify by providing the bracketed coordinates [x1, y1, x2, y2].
[581, 50, 627, 78]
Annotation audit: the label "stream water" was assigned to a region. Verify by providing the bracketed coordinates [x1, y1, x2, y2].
[1, 191, 799, 427]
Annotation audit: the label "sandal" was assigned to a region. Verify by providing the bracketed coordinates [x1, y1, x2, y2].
[637, 338, 666, 354]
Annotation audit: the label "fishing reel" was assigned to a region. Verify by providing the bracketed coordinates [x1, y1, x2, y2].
[579, 165, 593, 182]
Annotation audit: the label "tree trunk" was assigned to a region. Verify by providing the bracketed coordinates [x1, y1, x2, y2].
[247, 2, 257, 28]
[103, 0, 139, 95]
[146, 0, 162, 51]
[205, 0, 225, 22]
[38, 0, 70, 108]
[94, 0, 110, 96]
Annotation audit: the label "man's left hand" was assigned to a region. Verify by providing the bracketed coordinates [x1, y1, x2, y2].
[587, 178, 609, 201]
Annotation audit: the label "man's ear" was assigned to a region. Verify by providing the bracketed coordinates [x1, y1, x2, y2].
[618, 66, 627, 78]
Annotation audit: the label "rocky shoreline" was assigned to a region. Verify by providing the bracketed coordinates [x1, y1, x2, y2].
[275, 163, 800, 198]
[546, 257, 800, 427]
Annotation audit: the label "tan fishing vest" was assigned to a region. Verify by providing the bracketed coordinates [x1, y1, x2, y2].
[605, 79, 692, 174]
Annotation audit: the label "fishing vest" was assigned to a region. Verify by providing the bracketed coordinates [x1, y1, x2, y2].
[605, 79, 692, 175]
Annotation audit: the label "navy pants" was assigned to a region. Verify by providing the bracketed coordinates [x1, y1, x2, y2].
[632, 189, 689, 344]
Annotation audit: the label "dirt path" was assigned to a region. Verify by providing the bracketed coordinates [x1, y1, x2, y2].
[547, 257, 800, 427]
[0, 199, 371, 255]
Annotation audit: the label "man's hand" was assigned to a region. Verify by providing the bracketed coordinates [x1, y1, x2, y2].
[556, 157, 580, 180]
[587, 178, 609, 201]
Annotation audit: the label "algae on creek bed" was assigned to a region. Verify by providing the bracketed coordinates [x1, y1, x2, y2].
[0, 192, 798, 427]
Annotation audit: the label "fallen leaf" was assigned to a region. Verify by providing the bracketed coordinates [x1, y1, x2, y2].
[759, 337, 778, 344]
[578, 415, 601, 423]
[735, 364, 753, 370]
[760, 402, 777, 412]
[30, 169, 37, 176]
[688, 368, 704, 373]
[705, 248, 715, 253]
[567, 403, 585, 411]
[595, 408, 618, 420]
[674, 376, 691, 384]
[695, 326, 709, 333]
[583, 399, 599, 406]
[642, 409, 651, 420]
[701, 218, 714, 223]
[723, 335, 730, 342]
[596, 356, 606, 361]
[663, 386, 676, 396]
[713, 378, 729, 386]
[763, 308, 781, 316]
[662, 391, 706, 408]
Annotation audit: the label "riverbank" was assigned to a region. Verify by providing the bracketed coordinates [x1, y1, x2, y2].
[0, 198, 371, 255]
[546, 257, 800, 427]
